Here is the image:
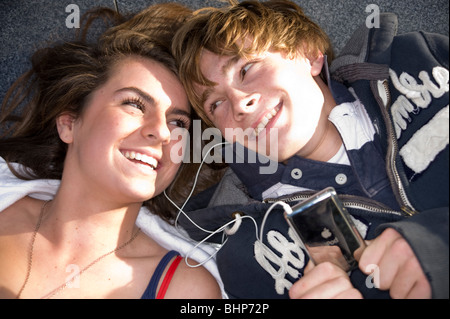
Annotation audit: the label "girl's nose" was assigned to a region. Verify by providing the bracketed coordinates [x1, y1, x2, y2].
[142, 114, 171, 145]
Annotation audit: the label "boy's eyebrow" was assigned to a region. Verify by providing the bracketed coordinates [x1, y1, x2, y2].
[200, 55, 241, 107]
[222, 55, 241, 75]
[201, 87, 214, 107]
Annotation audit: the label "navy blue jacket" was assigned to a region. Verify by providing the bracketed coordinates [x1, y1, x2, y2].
[180, 13, 449, 299]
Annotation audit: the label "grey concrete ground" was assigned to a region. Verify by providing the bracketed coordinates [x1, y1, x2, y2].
[1, 0, 449, 102]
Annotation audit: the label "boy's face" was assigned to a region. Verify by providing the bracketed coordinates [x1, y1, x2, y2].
[195, 48, 328, 162]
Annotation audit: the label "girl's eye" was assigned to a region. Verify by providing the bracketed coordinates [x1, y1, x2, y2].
[123, 97, 145, 112]
[169, 117, 191, 130]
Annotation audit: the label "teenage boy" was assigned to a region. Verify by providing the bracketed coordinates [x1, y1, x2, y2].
[172, 0, 449, 299]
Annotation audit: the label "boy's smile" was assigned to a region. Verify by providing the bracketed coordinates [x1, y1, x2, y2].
[251, 102, 282, 138]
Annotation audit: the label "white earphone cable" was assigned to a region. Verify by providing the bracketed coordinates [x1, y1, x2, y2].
[164, 141, 291, 269]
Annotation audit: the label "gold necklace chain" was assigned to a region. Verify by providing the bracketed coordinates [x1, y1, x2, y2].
[16, 200, 141, 299]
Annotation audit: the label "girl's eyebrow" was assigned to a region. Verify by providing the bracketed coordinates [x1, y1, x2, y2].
[170, 108, 191, 119]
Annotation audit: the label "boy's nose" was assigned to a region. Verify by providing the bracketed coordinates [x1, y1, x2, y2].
[231, 92, 259, 121]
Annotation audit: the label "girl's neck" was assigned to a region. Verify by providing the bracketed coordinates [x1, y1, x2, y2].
[40, 186, 142, 254]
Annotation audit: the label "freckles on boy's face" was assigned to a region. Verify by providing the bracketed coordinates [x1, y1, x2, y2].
[196, 49, 327, 162]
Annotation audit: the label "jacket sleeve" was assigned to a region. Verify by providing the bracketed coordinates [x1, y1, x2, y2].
[376, 207, 449, 299]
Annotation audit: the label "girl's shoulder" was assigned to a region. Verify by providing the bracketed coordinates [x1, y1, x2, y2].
[163, 256, 222, 299]
[0, 196, 44, 298]
[0, 196, 42, 236]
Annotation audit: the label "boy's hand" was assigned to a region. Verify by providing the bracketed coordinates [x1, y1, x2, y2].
[289, 261, 363, 299]
[359, 228, 432, 299]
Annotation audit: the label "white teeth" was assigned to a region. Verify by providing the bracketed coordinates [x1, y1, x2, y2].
[253, 105, 280, 137]
[270, 108, 278, 116]
[122, 151, 158, 169]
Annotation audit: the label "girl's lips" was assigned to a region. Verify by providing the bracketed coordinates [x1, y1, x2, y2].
[120, 150, 160, 170]
[252, 102, 282, 138]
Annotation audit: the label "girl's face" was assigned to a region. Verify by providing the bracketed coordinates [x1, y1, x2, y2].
[58, 57, 190, 204]
[195, 49, 327, 162]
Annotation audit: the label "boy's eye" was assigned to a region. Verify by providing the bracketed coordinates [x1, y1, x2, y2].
[240, 62, 254, 79]
[209, 100, 223, 115]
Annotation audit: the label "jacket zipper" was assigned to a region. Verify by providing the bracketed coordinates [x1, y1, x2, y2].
[263, 192, 404, 216]
[377, 80, 417, 216]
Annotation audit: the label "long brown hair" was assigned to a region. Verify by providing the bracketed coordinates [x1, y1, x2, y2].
[0, 3, 212, 223]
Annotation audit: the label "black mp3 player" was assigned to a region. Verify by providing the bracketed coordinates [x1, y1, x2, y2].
[284, 187, 366, 271]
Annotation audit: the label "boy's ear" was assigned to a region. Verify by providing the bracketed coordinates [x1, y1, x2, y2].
[56, 113, 76, 143]
[309, 51, 325, 77]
